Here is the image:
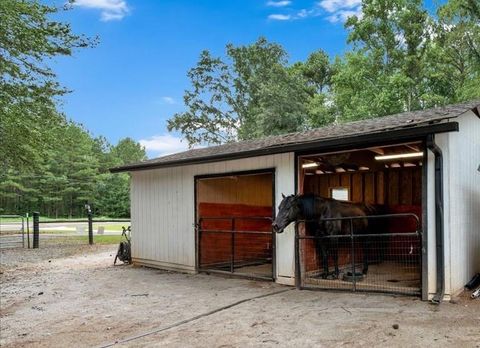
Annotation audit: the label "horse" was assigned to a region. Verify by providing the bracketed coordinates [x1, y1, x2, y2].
[272, 193, 374, 279]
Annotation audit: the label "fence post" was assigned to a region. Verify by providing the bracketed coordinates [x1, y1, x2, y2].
[33, 212, 39, 248]
[88, 210, 93, 245]
[26, 213, 30, 249]
[21, 216, 25, 248]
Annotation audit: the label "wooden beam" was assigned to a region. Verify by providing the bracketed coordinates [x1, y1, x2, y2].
[405, 144, 420, 151]
[368, 147, 384, 155]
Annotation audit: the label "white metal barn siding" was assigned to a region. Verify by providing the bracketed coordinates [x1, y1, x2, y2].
[130, 153, 296, 285]
[445, 110, 480, 295]
[427, 110, 480, 299]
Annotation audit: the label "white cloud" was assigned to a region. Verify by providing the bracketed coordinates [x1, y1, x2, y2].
[319, 0, 362, 23]
[296, 9, 309, 18]
[293, 8, 322, 19]
[266, 1, 291, 7]
[326, 8, 362, 23]
[318, 0, 361, 12]
[267, 0, 361, 22]
[268, 14, 291, 20]
[139, 134, 202, 157]
[73, 0, 129, 21]
[160, 96, 176, 105]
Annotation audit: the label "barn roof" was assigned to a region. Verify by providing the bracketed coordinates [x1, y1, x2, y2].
[111, 100, 479, 173]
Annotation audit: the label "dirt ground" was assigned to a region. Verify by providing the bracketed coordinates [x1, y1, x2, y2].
[1, 245, 479, 348]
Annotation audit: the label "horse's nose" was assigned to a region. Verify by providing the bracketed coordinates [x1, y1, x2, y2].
[272, 223, 279, 232]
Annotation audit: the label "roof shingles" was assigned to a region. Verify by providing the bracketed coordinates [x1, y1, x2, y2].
[112, 100, 479, 172]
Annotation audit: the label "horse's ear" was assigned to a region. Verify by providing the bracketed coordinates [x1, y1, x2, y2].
[282, 193, 285, 199]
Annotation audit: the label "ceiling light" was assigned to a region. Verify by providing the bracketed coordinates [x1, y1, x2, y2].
[359, 166, 369, 171]
[302, 162, 319, 168]
[375, 152, 423, 160]
[315, 170, 324, 175]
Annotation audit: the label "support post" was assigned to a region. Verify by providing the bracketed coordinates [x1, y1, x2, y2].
[21, 216, 25, 248]
[88, 210, 93, 245]
[26, 213, 30, 249]
[33, 212, 39, 248]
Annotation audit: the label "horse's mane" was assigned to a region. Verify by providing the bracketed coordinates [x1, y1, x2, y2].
[299, 193, 317, 220]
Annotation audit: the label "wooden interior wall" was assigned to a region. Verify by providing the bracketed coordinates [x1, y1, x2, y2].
[197, 173, 272, 206]
[302, 167, 422, 273]
[197, 173, 273, 267]
[199, 203, 272, 266]
[303, 167, 422, 206]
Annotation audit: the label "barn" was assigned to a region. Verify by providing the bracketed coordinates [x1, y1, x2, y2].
[111, 100, 480, 302]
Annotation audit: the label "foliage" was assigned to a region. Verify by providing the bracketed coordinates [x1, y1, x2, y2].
[167, 38, 310, 146]
[0, 121, 146, 218]
[332, 0, 479, 121]
[0, 1, 144, 218]
[170, 0, 479, 145]
[2, 0, 479, 217]
[0, 0, 95, 171]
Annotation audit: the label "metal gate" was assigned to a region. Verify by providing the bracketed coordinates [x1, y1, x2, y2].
[197, 216, 274, 280]
[295, 213, 422, 296]
[0, 215, 27, 249]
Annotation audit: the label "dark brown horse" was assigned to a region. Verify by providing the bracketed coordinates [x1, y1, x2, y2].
[272, 193, 374, 279]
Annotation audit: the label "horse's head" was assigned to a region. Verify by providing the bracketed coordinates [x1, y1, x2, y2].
[272, 194, 301, 233]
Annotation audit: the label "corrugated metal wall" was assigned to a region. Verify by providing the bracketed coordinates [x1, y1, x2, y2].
[130, 153, 295, 280]
[446, 111, 480, 294]
[428, 110, 480, 299]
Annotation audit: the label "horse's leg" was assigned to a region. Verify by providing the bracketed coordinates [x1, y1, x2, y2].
[315, 234, 328, 279]
[321, 243, 329, 279]
[325, 221, 341, 279]
[333, 238, 340, 278]
[362, 237, 369, 275]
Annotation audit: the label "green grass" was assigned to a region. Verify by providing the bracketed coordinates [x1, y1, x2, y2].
[38, 230, 72, 234]
[47, 235, 124, 245]
[0, 216, 130, 223]
[92, 235, 124, 244]
[0, 217, 26, 223]
[93, 223, 126, 232]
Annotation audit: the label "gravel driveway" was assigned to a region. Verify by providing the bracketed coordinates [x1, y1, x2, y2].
[1, 245, 479, 347]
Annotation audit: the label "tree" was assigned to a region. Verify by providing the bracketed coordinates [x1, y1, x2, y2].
[331, 0, 432, 120]
[0, 0, 94, 171]
[331, 0, 479, 122]
[432, 0, 480, 101]
[0, 120, 146, 217]
[112, 138, 147, 166]
[290, 50, 336, 127]
[167, 38, 310, 146]
[94, 138, 146, 218]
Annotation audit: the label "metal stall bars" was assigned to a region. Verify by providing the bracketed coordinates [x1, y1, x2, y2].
[295, 213, 422, 296]
[197, 216, 274, 280]
[0, 215, 26, 249]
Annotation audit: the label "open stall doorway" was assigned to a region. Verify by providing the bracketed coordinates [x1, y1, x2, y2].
[297, 142, 423, 295]
[196, 170, 275, 280]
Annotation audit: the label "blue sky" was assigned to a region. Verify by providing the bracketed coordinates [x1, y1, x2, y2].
[52, 0, 437, 158]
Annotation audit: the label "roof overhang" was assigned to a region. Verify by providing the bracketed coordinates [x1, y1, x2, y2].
[110, 121, 458, 173]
